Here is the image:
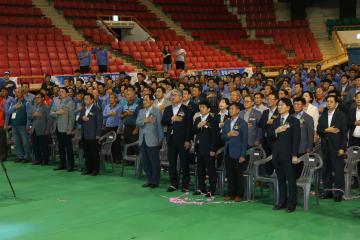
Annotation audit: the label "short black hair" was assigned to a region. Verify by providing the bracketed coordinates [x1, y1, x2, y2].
[219, 97, 230, 106]
[229, 102, 241, 110]
[156, 86, 165, 93]
[198, 100, 211, 109]
[59, 87, 68, 93]
[302, 91, 314, 102]
[293, 97, 306, 105]
[84, 93, 94, 99]
[326, 94, 339, 103]
[143, 94, 154, 101]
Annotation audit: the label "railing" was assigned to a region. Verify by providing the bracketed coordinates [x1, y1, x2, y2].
[96, 15, 155, 40]
[96, 15, 119, 39]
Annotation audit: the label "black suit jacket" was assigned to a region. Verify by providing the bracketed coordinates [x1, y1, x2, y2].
[268, 115, 300, 161]
[161, 104, 193, 146]
[78, 105, 103, 140]
[317, 108, 348, 153]
[348, 107, 358, 146]
[193, 114, 219, 155]
[258, 108, 280, 146]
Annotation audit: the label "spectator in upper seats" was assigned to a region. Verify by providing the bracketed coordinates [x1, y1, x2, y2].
[0, 72, 16, 97]
[78, 44, 92, 74]
[175, 43, 186, 70]
[346, 75, 360, 110]
[163, 45, 172, 76]
[92, 45, 108, 73]
[21, 82, 35, 104]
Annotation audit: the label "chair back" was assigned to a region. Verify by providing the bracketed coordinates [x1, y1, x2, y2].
[299, 153, 323, 183]
[247, 147, 266, 173]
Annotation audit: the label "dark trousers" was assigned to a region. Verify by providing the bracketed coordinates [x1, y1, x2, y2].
[105, 127, 122, 162]
[123, 125, 138, 155]
[225, 151, 247, 197]
[83, 138, 100, 174]
[0, 128, 7, 161]
[98, 65, 108, 73]
[140, 141, 160, 185]
[31, 132, 49, 164]
[56, 130, 74, 170]
[175, 61, 185, 70]
[322, 146, 345, 197]
[273, 157, 297, 205]
[350, 136, 360, 176]
[197, 152, 217, 193]
[80, 66, 90, 74]
[167, 138, 189, 189]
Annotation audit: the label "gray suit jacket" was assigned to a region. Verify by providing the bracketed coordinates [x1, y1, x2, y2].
[28, 103, 50, 136]
[293, 112, 314, 154]
[50, 97, 75, 134]
[239, 108, 262, 147]
[136, 106, 164, 147]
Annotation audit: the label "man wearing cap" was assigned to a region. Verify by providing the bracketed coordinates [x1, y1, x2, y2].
[162, 89, 193, 192]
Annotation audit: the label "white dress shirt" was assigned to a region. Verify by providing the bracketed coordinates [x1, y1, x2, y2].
[353, 108, 360, 137]
[172, 103, 181, 116]
[327, 110, 335, 128]
[85, 104, 93, 116]
[230, 116, 239, 130]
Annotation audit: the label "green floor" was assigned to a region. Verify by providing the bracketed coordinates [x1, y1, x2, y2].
[0, 160, 360, 240]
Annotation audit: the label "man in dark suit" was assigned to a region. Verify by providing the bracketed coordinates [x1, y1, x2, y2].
[258, 93, 279, 174]
[317, 95, 347, 202]
[28, 93, 50, 165]
[221, 103, 248, 202]
[161, 89, 193, 192]
[78, 93, 103, 176]
[268, 98, 300, 212]
[193, 100, 219, 197]
[348, 91, 360, 177]
[292, 97, 314, 178]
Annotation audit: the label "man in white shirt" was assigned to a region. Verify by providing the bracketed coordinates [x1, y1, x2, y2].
[175, 43, 186, 70]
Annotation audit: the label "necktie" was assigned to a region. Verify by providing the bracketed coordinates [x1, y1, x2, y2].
[280, 117, 285, 126]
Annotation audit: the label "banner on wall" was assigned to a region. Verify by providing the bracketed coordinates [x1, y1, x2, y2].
[50, 67, 254, 86]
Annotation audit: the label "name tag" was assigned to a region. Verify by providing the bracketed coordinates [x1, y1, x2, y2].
[354, 150, 358, 154]
[309, 157, 315, 162]
[254, 152, 259, 156]
[11, 112, 16, 119]
[76, 114, 80, 121]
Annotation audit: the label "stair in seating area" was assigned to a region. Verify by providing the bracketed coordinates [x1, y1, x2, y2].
[139, 0, 193, 41]
[307, 7, 339, 60]
[32, 0, 85, 41]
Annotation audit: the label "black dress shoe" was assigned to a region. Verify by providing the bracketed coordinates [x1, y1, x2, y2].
[181, 188, 189, 193]
[320, 192, 334, 199]
[142, 183, 152, 188]
[53, 167, 66, 171]
[81, 171, 91, 175]
[286, 204, 296, 213]
[205, 192, 215, 198]
[334, 195, 343, 202]
[150, 184, 159, 188]
[22, 159, 30, 163]
[273, 204, 287, 210]
[166, 186, 177, 192]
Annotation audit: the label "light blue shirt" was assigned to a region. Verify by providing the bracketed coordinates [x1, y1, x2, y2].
[92, 48, 108, 66]
[78, 50, 91, 66]
[103, 103, 123, 128]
